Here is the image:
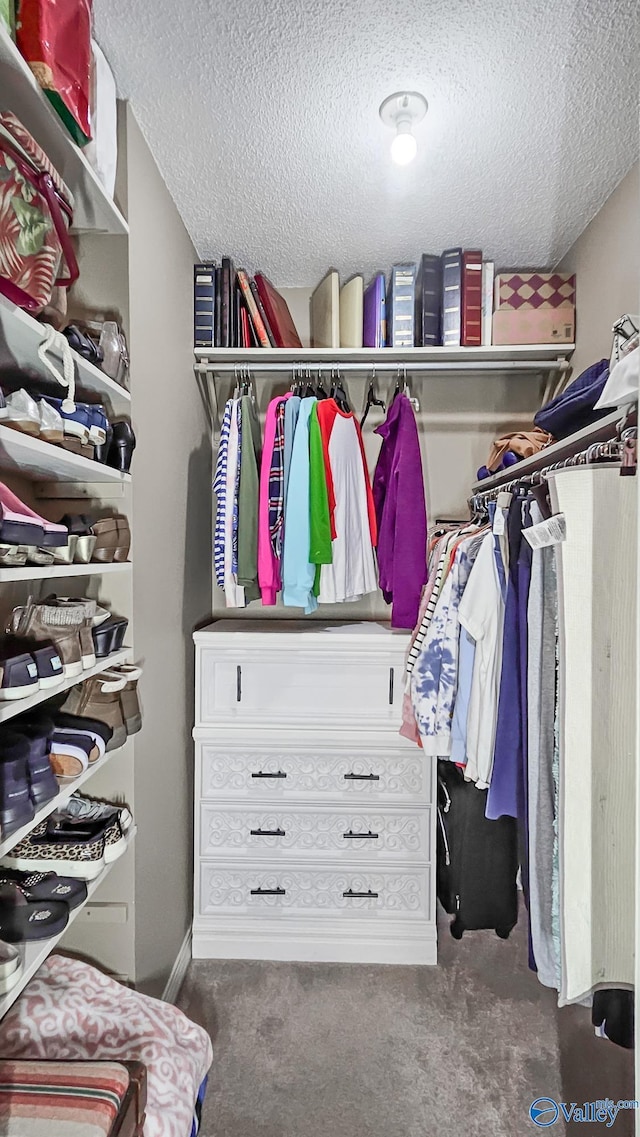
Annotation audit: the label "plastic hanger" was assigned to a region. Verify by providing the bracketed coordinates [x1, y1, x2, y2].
[316, 368, 329, 400]
[360, 369, 386, 427]
[330, 367, 350, 413]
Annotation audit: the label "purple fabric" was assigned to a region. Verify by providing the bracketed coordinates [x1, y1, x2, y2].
[534, 358, 609, 439]
[373, 394, 428, 630]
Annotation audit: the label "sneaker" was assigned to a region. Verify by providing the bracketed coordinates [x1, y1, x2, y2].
[41, 397, 92, 445]
[3, 389, 40, 436]
[103, 664, 142, 735]
[0, 730, 34, 834]
[60, 791, 132, 833]
[7, 716, 58, 808]
[0, 641, 39, 701]
[37, 398, 65, 444]
[52, 712, 113, 761]
[49, 730, 95, 779]
[86, 404, 108, 446]
[7, 603, 83, 679]
[0, 816, 107, 880]
[2, 636, 64, 691]
[61, 674, 127, 751]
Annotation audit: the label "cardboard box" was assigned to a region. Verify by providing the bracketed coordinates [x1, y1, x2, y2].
[492, 272, 575, 344]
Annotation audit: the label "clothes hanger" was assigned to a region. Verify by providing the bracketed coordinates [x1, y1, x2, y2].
[302, 367, 316, 399]
[330, 367, 350, 413]
[316, 370, 329, 400]
[360, 368, 385, 427]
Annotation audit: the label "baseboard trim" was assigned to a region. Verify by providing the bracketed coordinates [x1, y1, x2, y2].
[192, 918, 437, 966]
[162, 928, 192, 1004]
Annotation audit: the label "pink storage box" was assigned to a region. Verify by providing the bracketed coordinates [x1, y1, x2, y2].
[492, 272, 575, 344]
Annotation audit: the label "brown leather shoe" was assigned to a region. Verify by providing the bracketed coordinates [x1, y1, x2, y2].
[61, 673, 128, 751]
[102, 664, 142, 734]
[113, 516, 131, 563]
[91, 518, 118, 563]
[7, 603, 83, 679]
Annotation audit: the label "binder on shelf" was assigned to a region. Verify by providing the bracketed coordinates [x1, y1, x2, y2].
[237, 270, 271, 348]
[363, 272, 387, 348]
[390, 263, 416, 348]
[214, 266, 222, 347]
[193, 262, 215, 348]
[482, 261, 495, 345]
[493, 271, 576, 345]
[249, 279, 276, 347]
[220, 257, 234, 348]
[461, 249, 483, 346]
[441, 247, 462, 347]
[340, 275, 364, 348]
[310, 270, 340, 349]
[254, 274, 302, 348]
[415, 254, 442, 347]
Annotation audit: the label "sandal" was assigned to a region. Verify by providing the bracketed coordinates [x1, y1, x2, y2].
[0, 881, 69, 941]
[0, 870, 87, 910]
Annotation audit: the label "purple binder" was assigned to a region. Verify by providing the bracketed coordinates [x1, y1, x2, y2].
[363, 273, 387, 348]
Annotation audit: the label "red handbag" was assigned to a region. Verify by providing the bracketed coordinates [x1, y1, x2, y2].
[0, 112, 79, 313]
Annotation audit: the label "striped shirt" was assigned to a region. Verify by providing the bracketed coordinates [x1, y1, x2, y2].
[213, 399, 233, 588]
[269, 399, 287, 559]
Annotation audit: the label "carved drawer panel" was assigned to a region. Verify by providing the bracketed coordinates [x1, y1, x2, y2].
[198, 744, 430, 804]
[199, 862, 431, 920]
[200, 804, 431, 862]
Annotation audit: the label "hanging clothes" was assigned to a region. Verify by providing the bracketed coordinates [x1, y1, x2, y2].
[282, 396, 318, 614]
[258, 393, 290, 605]
[213, 398, 233, 591]
[237, 394, 262, 603]
[224, 398, 245, 608]
[316, 399, 378, 605]
[373, 393, 428, 630]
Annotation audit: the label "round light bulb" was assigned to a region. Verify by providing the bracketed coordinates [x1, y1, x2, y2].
[390, 129, 417, 166]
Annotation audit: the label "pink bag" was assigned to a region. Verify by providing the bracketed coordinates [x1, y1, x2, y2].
[0, 112, 79, 313]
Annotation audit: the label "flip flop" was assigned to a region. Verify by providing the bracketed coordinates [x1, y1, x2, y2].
[0, 870, 87, 911]
[0, 882, 69, 942]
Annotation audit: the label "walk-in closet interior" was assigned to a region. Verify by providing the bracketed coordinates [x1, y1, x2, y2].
[0, 1, 635, 1135]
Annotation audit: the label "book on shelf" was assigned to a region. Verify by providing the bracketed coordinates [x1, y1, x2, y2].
[389, 263, 416, 348]
[441, 247, 462, 347]
[237, 269, 271, 347]
[363, 272, 386, 348]
[415, 254, 442, 347]
[461, 249, 483, 346]
[220, 257, 234, 348]
[214, 265, 222, 347]
[481, 261, 494, 345]
[254, 273, 302, 348]
[248, 279, 276, 346]
[310, 270, 340, 348]
[340, 275, 364, 348]
[193, 262, 215, 348]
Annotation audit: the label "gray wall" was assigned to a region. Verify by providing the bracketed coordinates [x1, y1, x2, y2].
[558, 162, 639, 379]
[126, 107, 211, 996]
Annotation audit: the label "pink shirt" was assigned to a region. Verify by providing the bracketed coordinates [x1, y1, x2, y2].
[258, 392, 290, 605]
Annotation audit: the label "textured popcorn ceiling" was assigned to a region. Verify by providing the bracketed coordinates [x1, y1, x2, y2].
[94, 0, 639, 285]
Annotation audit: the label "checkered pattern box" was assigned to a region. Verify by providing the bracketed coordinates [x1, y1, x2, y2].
[492, 272, 575, 344]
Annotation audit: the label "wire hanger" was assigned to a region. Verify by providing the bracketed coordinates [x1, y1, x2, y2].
[360, 367, 386, 427]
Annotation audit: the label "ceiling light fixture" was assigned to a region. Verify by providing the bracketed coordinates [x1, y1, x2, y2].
[379, 91, 428, 166]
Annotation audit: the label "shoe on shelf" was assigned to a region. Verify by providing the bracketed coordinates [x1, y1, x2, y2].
[0, 546, 27, 567]
[3, 635, 64, 693]
[0, 880, 69, 942]
[63, 325, 104, 367]
[8, 603, 83, 680]
[0, 641, 39, 701]
[41, 596, 107, 670]
[8, 715, 59, 809]
[114, 516, 131, 563]
[92, 615, 128, 658]
[103, 664, 142, 735]
[37, 398, 65, 444]
[49, 730, 96, 779]
[86, 405, 108, 447]
[61, 673, 128, 752]
[23, 547, 55, 567]
[106, 421, 135, 473]
[0, 816, 107, 880]
[58, 515, 97, 563]
[0, 483, 68, 549]
[90, 517, 118, 563]
[94, 420, 113, 464]
[41, 397, 92, 445]
[3, 389, 40, 436]
[58, 791, 132, 833]
[51, 534, 78, 565]
[0, 868, 87, 910]
[0, 938, 22, 995]
[0, 732, 34, 834]
[52, 712, 113, 761]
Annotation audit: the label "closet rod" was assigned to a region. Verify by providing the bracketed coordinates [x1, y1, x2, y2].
[469, 438, 634, 503]
[195, 360, 569, 377]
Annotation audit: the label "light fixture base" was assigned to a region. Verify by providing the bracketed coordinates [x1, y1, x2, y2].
[379, 91, 428, 128]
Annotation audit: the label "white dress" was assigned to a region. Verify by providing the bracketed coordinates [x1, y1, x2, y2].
[319, 412, 378, 604]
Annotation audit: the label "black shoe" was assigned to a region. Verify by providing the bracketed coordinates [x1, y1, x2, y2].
[106, 421, 135, 473]
[0, 641, 39, 702]
[3, 636, 64, 693]
[94, 422, 113, 464]
[0, 868, 87, 910]
[11, 716, 59, 808]
[0, 732, 35, 836]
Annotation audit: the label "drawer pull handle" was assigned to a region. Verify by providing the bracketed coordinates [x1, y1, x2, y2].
[250, 887, 285, 896]
[236, 665, 242, 702]
[250, 827, 286, 838]
[343, 889, 379, 899]
[251, 770, 287, 779]
[389, 667, 394, 705]
[343, 830, 379, 839]
[344, 772, 380, 782]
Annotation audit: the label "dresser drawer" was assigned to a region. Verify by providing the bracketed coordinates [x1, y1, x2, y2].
[199, 862, 431, 921]
[197, 742, 431, 805]
[196, 645, 404, 727]
[199, 804, 431, 862]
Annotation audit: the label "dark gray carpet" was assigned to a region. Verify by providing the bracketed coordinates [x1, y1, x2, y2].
[178, 916, 634, 1136]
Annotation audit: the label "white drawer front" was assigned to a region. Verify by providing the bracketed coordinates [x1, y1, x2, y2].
[200, 804, 431, 862]
[199, 863, 430, 920]
[199, 744, 430, 804]
[197, 647, 402, 726]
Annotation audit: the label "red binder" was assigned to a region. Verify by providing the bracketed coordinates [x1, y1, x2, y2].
[254, 273, 302, 348]
[461, 250, 483, 347]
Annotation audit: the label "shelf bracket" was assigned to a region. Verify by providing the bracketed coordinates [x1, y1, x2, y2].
[194, 362, 219, 437]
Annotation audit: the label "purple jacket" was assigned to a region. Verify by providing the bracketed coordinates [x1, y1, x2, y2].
[373, 394, 428, 630]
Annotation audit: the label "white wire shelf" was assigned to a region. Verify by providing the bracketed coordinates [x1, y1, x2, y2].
[0, 27, 128, 235]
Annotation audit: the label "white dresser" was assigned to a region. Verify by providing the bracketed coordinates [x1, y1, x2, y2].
[192, 621, 436, 965]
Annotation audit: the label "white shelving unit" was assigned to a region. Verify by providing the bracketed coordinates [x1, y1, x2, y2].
[0, 295, 131, 412]
[194, 344, 574, 368]
[0, 562, 131, 583]
[0, 648, 130, 724]
[0, 747, 122, 860]
[0, 829, 136, 1019]
[0, 27, 128, 236]
[0, 425, 131, 484]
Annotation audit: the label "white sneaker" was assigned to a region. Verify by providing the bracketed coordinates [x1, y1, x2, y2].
[38, 398, 65, 444]
[4, 389, 40, 436]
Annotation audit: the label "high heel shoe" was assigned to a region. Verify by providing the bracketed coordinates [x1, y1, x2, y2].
[106, 421, 135, 473]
